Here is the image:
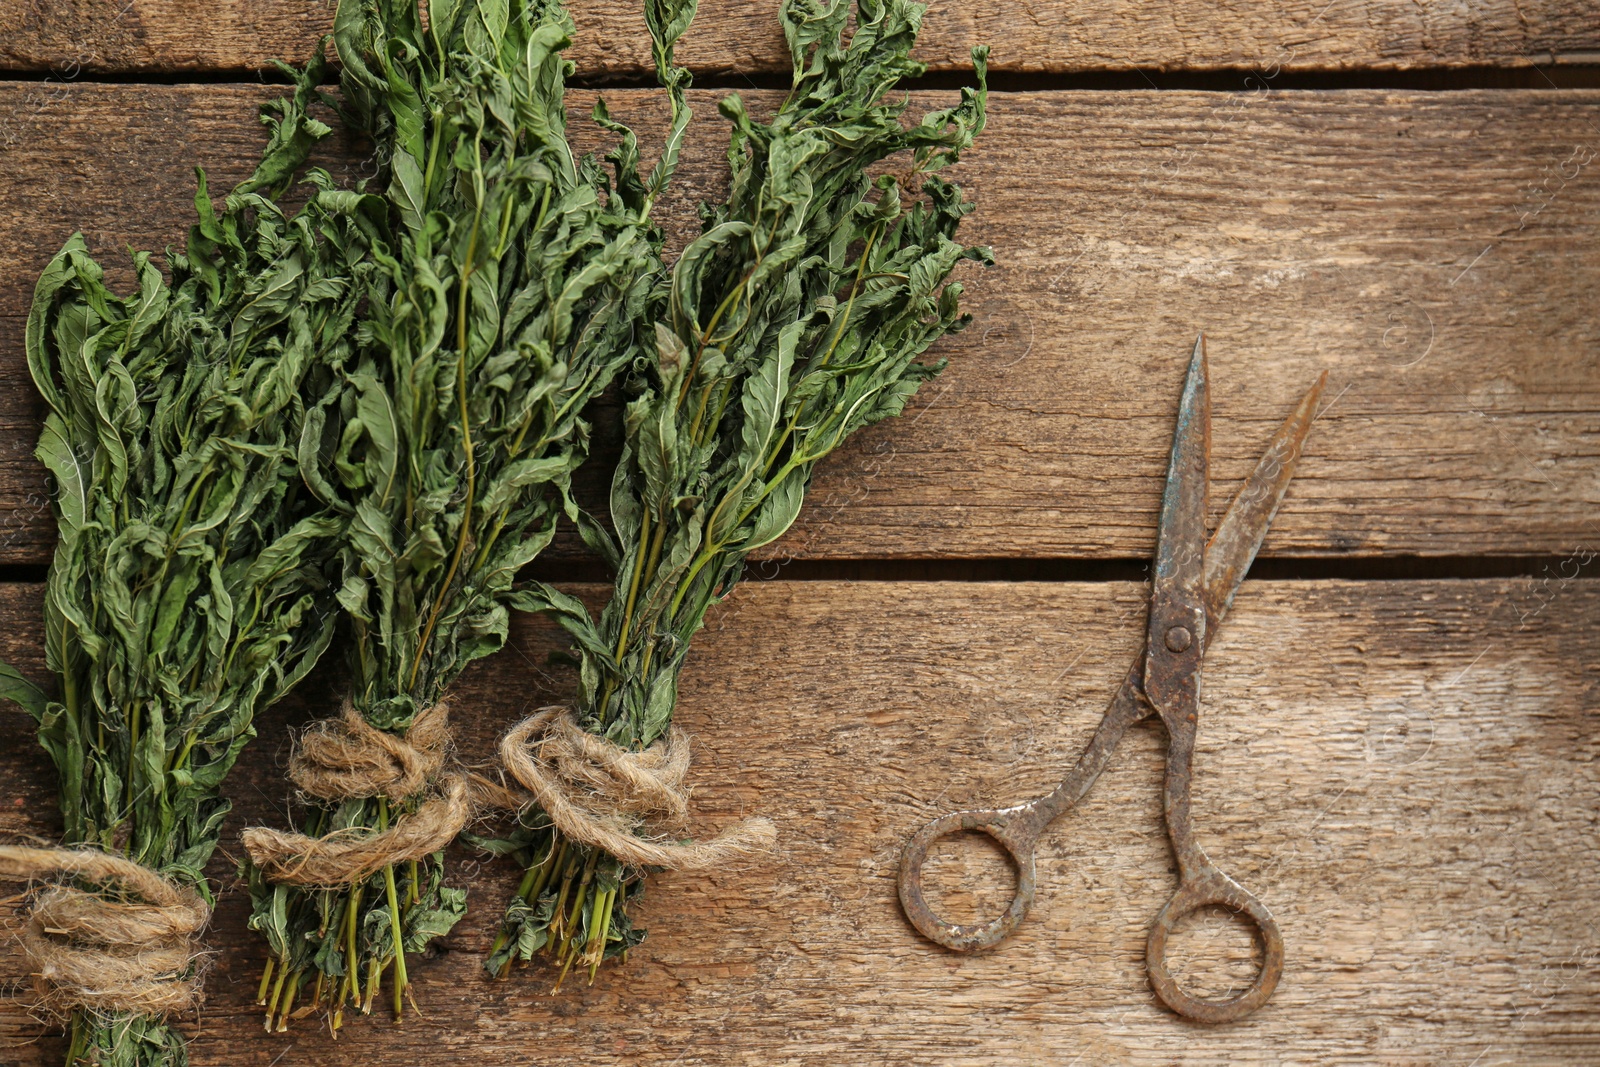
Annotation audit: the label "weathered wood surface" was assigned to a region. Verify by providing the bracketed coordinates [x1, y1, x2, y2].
[0, 85, 1596, 564]
[1, 577, 1595, 1063]
[3, 0, 1599, 76]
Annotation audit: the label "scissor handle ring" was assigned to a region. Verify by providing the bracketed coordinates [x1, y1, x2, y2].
[897, 807, 1040, 952]
[1146, 869, 1285, 1023]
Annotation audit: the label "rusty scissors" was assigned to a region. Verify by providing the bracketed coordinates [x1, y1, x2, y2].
[898, 336, 1325, 1023]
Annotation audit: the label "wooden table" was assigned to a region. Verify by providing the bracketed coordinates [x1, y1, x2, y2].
[1, 3, 1598, 1064]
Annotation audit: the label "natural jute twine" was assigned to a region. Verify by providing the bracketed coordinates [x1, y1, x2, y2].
[241, 700, 473, 887]
[498, 706, 776, 869]
[0, 846, 210, 1018]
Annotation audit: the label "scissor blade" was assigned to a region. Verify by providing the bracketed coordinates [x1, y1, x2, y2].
[1153, 335, 1211, 601]
[1202, 369, 1329, 627]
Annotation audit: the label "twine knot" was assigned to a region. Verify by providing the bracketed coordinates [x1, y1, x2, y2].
[0, 846, 210, 1018]
[241, 701, 472, 887]
[498, 706, 776, 870]
[288, 698, 450, 801]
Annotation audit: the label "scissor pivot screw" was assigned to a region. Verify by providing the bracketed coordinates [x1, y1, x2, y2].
[1165, 626, 1193, 653]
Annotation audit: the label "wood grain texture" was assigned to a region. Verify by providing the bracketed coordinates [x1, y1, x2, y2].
[0, 84, 1595, 563]
[1, 576, 1596, 1063]
[2, 0, 1598, 75]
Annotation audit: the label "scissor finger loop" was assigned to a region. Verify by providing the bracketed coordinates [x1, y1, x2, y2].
[1146, 866, 1286, 1024]
[898, 804, 1046, 952]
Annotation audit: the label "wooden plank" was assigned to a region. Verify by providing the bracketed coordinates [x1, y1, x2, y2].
[3, 0, 1598, 76]
[1, 576, 1596, 1062]
[1, 85, 1596, 564]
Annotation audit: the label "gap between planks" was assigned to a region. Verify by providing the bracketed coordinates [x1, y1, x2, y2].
[2, 0, 1599, 76]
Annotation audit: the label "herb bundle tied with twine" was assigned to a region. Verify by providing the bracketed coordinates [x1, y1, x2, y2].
[0, 53, 370, 1067]
[485, 0, 990, 983]
[238, 0, 694, 1030]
